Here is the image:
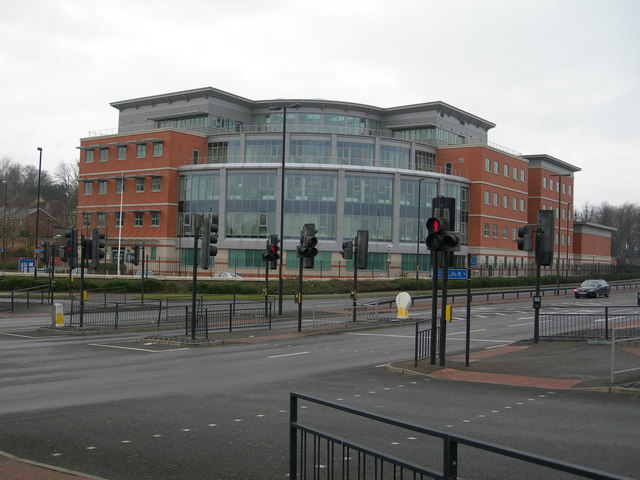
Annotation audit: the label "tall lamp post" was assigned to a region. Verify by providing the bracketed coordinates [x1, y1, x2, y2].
[550, 173, 570, 294]
[269, 103, 300, 315]
[566, 203, 573, 277]
[2, 180, 7, 268]
[34, 147, 43, 278]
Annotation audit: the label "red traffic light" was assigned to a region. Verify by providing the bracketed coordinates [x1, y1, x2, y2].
[426, 217, 446, 234]
[269, 245, 279, 254]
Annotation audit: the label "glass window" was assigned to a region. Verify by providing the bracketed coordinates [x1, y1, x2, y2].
[135, 178, 144, 192]
[337, 141, 374, 166]
[116, 178, 124, 194]
[543, 177, 547, 189]
[493, 193, 498, 206]
[151, 212, 160, 227]
[493, 160, 499, 174]
[153, 142, 163, 157]
[398, 178, 437, 243]
[503, 195, 508, 208]
[483, 224, 489, 237]
[117, 146, 127, 160]
[415, 151, 436, 172]
[513, 167, 518, 180]
[344, 175, 392, 242]
[134, 212, 143, 227]
[97, 213, 106, 227]
[513, 197, 518, 210]
[520, 170, 525, 182]
[83, 213, 91, 228]
[116, 212, 124, 227]
[503, 164, 509, 177]
[290, 139, 331, 164]
[100, 148, 108, 162]
[226, 172, 277, 238]
[520, 199, 525, 211]
[208, 141, 241, 164]
[502, 226, 508, 239]
[85, 150, 94, 163]
[83, 182, 92, 195]
[484, 191, 490, 205]
[379, 144, 410, 169]
[484, 158, 490, 172]
[98, 180, 107, 194]
[492, 224, 498, 238]
[245, 139, 282, 163]
[136, 144, 146, 158]
[152, 177, 161, 192]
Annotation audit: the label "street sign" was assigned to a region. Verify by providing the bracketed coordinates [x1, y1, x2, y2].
[469, 255, 478, 268]
[436, 268, 468, 279]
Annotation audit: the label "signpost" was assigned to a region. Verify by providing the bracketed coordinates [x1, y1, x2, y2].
[435, 268, 468, 279]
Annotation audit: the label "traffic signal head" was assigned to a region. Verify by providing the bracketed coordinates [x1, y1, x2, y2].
[64, 228, 77, 269]
[340, 240, 353, 260]
[536, 210, 554, 266]
[516, 225, 533, 251]
[296, 224, 319, 268]
[425, 217, 447, 251]
[356, 230, 369, 269]
[200, 214, 218, 269]
[91, 228, 106, 270]
[267, 234, 279, 270]
[39, 242, 50, 266]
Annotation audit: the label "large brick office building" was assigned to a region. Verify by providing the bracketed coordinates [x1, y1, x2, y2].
[76, 87, 614, 276]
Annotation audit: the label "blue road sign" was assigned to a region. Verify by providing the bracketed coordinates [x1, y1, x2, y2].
[469, 255, 478, 267]
[436, 268, 468, 279]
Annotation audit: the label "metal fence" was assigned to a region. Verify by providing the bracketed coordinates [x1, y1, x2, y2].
[289, 393, 626, 480]
[611, 327, 640, 384]
[539, 307, 640, 341]
[0, 285, 50, 312]
[186, 302, 273, 338]
[415, 321, 440, 367]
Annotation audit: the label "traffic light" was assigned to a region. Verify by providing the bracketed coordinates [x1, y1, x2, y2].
[262, 234, 280, 270]
[356, 230, 369, 269]
[296, 223, 319, 268]
[39, 242, 50, 266]
[60, 244, 67, 263]
[200, 214, 218, 269]
[64, 228, 77, 269]
[340, 240, 353, 260]
[517, 225, 533, 251]
[425, 217, 447, 251]
[91, 228, 106, 270]
[132, 245, 140, 266]
[536, 210, 554, 266]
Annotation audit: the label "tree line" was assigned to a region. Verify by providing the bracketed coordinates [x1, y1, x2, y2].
[575, 202, 640, 265]
[0, 156, 78, 254]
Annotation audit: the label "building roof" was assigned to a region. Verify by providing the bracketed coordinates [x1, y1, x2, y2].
[521, 154, 581, 174]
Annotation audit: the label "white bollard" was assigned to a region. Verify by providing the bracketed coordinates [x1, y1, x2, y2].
[395, 292, 411, 320]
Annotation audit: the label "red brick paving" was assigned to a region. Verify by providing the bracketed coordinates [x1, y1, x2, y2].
[428, 368, 583, 389]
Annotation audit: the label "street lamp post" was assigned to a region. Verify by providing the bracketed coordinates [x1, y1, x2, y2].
[2, 180, 7, 268]
[34, 147, 43, 278]
[269, 103, 300, 315]
[550, 173, 570, 294]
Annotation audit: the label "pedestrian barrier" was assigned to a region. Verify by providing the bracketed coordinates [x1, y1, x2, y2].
[539, 307, 640, 341]
[289, 393, 628, 480]
[611, 327, 640, 385]
[0, 285, 50, 312]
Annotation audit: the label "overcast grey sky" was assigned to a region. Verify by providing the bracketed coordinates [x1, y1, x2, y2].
[1, 0, 638, 208]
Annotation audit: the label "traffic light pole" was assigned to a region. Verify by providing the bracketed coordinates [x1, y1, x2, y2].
[439, 251, 450, 367]
[191, 226, 200, 340]
[264, 264, 269, 318]
[79, 234, 86, 328]
[297, 257, 303, 332]
[430, 249, 438, 365]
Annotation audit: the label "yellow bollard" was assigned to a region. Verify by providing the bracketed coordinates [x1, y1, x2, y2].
[395, 292, 411, 320]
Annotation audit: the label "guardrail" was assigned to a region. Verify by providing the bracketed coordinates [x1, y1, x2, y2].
[539, 306, 640, 341]
[611, 327, 640, 384]
[0, 285, 51, 312]
[289, 393, 627, 479]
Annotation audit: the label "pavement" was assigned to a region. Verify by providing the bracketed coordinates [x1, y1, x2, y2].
[2, 311, 639, 479]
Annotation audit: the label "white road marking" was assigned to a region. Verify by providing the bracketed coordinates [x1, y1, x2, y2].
[447, 329, 486, 336]
[344, 333, 413, 338]
[0, 331, 39, 338]
[268, 351, 310, 359]
[89, 343, 189, 353]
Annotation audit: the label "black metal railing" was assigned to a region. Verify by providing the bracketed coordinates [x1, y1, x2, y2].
[290, 393, 629, 480]
[186, 303, 273, 338]
[0, 285, 51, 312]
[540, 306, 640, 341]
[415, 321, 439, 367]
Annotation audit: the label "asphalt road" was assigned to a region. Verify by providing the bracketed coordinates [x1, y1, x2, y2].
[0, 290, 638, 479]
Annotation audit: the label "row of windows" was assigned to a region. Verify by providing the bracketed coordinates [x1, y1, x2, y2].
[484, 157, 526, 182]
[83, 177, 162, 195]
[82, 211, 161, 229]
[542, 176, 573, 196]
[484, 190, 526, 211]
[84, 142, 163, 163]
[177, 171, 466, 242]
[483, 223, 572, 246]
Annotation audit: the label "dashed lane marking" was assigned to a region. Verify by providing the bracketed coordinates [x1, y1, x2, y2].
[268, 351, 310, 359]
[89, 343, 189, 353]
